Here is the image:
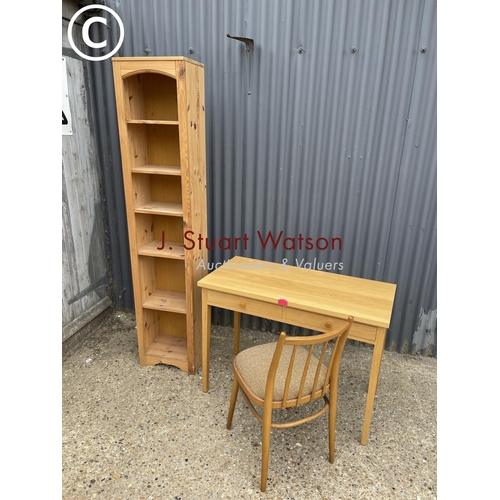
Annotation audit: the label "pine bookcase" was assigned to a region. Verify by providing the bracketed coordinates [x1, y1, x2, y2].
[112, 57, 207, 374]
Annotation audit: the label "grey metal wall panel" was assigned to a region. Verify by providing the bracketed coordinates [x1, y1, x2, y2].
[383, 0, 437, 354]
[88, 0, 436, 353]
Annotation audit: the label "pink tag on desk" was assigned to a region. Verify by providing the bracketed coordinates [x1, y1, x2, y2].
[278, 299, 288, 307]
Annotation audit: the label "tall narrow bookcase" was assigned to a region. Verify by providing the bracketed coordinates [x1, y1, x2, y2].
[112, 57, 207, 374]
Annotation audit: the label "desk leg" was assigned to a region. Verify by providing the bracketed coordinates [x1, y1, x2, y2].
[202, 289, 211, 393]
[361, 327, 387, 445]
[233, 311, 241, 355]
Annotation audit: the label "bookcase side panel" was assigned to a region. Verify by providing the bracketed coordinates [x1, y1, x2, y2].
[184, 61, 208, 371]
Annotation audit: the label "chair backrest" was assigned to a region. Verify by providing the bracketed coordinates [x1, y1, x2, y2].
[264, 316, 354, 409]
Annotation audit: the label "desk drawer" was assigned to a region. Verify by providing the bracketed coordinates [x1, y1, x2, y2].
[207, 290, 284, 321]
[284, 308, 345, 332]
[283, 308, 378, 343]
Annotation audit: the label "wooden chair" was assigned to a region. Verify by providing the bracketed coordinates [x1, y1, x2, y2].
[226, 316, 354, 492]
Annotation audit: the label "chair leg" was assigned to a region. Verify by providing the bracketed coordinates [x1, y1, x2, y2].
[328, 385, 338, 463]
[227, 377, 239, 430]
[260, 404, 273, 492]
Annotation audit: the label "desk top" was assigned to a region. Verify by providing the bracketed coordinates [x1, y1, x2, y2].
[197, 256, 397, 328]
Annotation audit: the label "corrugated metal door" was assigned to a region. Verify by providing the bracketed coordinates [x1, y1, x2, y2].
[87, 0, 437, 354]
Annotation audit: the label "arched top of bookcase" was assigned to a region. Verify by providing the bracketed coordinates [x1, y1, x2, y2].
[122, 68, 177, 80]
[122, 71, 178, 122]
[114, 56, 203, 80]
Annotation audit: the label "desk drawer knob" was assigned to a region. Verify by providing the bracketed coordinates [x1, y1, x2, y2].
[239, 301, 246, 308]
[325, 321, 332, 329]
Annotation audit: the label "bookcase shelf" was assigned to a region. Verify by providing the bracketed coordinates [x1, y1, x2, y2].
[131, 165, 182, 176]
[137, 240, 185, 259]
[127, 119, 179, 125]
[143, 290, 187, 314]
[135, 202, 184, 217]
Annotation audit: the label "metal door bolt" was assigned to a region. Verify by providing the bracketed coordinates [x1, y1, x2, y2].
[351, 46, 357, 53]
[420, 46, 427, 53]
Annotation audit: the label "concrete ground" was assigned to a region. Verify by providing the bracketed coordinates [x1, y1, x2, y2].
[62, 308, 436, 499]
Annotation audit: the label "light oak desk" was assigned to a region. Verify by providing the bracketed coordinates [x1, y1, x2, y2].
[197, 256, 396, 445]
